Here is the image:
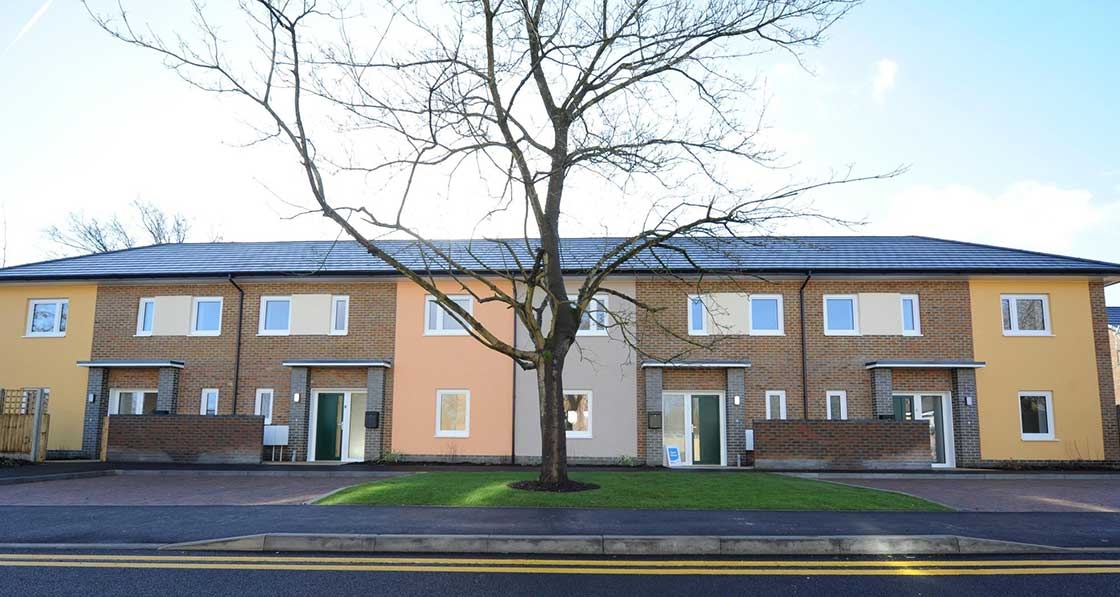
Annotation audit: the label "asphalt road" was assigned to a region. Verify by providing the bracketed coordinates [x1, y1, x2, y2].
[2, 505, 1120, 548]
[3, 551, 1120, 596]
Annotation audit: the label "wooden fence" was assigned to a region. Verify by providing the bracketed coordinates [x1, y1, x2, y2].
[0, 414, 49, 461]
[0, 388, 50, 462]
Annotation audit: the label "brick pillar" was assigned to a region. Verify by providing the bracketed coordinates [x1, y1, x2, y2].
[157, 367, 180, 413]
[80, 367, 110, 459]
[871, 368, 893, 417]
[1089, 280, 1120, 460]
[644, 368, 663, 466]
[726, 368, 746, 466]
[364, 367, 385, 461]
[952, 368, 981, 467]
[288, 367, 310, 461]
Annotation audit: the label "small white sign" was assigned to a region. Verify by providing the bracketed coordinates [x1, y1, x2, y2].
[665, 445, 682, 467]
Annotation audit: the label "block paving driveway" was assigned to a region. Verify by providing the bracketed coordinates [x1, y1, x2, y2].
[835, 477, 1120, 512]
[0, 473, 405, 506]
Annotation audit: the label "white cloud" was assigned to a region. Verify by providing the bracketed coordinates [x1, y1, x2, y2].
[871, 181, 1120, 256]
[871, 59, 899, 105]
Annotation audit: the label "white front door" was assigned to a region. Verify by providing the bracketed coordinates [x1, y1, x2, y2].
[308, 389, 368, 462]
[661, 392, 726, 467]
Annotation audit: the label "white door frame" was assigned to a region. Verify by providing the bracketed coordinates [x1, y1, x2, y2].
[893, 391, 956, 468]
[308, 388, 365, 463]
[662, 390, 727, 467]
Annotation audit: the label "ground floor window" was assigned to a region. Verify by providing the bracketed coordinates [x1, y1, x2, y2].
[436, 390, 470, 437]
[1018, 391, 1054, 440]
[826, 390, 847, 420]
[564, 391, 592, 438]
[765, 390, 787, 420]
[109, 389, 157, 415]
[255, 389, 274, 425]
[200, 388, 219, 415]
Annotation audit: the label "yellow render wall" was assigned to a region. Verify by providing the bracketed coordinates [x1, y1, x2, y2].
[0, 284, 97, 452]
[970, 278, 1104, 460]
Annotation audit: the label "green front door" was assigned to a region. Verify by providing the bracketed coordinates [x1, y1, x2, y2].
[691, 395, 721, 465]
[315, 393, 343, 461]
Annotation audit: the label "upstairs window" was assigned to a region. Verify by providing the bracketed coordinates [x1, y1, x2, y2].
[749, 294, 784, 335]
[901, 294, 921, 336]
[259, 297, 292, 335]
[425, 295, 472, 335]
[136, 298, 155, 336]
[577, 294, 609, 336]
[687, 295, 708, 335]
[191, 297, 223, 336]
[1019, 391, 1054, 440]
[823, 295, 859, 336]
[26, 299, 68, 337]
[330, 296, 350, 335]
[1001, 294, 1050, 336]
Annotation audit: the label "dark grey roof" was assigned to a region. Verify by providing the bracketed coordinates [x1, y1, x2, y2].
[2, 236, 1119, 281]
[1108, 307, 1120, 327]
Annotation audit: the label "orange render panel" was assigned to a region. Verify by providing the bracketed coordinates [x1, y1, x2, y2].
[390, 281, 514, 457]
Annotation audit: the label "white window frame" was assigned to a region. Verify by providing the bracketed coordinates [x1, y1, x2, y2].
[259, 296, 292, 336]
[424, 295, 473, 336]
[330, 295, 350, 336]
[765, 390, 787, 420]
[900, 294, 922, 336]
[108, 388, 158, 415]
[190, 297, 223, 336]
[1001, 294, 1052, 336]
[1018, 391, 1055, 441]
[25, 298, 69, 337]
[435, 389, 470, 437]
[823, 295, 860, 336]
[136, 298, 155, 336]
[200, 388, 220, 416]
[577, 294, 610, 337]
[826, 390, 848, 420]
[255, 388, 275, 425]
[748, 294, 785, 336]
[563, 390, 593, 438]
[687, 294, 708, 336]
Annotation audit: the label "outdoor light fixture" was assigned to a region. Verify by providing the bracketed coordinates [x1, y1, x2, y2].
[734, 395, 741, 406]
[293, 392, 301, 403]
[966, 396, 974, 407]
[87, 393, 96, 404]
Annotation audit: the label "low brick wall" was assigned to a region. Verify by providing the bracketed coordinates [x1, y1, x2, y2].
[107, 415, 264, 464]
[753, 419, 932, 470]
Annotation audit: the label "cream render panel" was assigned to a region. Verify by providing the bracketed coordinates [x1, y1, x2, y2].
[857, 292, 903, 336]
[706, 292, 750, 335]
[290, 294, 332, 335]
[151, 295, 192, 336]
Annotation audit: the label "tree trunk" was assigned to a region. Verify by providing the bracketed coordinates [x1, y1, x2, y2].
[537, 347, 569, 486]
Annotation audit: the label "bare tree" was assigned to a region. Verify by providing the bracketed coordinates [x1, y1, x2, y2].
[88, 0, 894, 488]
[45, 199, 200, 255]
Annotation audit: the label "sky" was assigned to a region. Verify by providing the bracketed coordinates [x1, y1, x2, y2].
[1, 1, 1118, 303]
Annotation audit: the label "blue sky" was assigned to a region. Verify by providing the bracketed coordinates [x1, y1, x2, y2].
[1, 1, 1118, 302]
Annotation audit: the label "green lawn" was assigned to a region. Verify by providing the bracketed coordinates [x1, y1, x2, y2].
[317, 471, 949, 511]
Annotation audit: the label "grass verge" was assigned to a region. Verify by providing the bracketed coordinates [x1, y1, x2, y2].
[317, 471, 949, 511]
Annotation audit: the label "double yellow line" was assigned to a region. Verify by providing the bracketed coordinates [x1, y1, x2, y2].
[0, 553, 1118, 576]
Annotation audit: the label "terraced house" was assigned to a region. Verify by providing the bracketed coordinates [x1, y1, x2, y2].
[0, 236, 1116, 469]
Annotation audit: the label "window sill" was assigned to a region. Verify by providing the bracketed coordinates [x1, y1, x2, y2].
[1003, 332, 1053, 337]
[576, 331, 609, 338]
[823, 331, 860, 337]
[1020, 436, 1058, 442]
[901, 333, 923, 337]
[23, 333, 66, 338]
[566, 434, 593, 440]
[190, 332, 222, 337]
[687, 331, 709, 337]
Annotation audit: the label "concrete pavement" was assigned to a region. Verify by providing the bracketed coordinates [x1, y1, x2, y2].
[827, 477, 1120, 512]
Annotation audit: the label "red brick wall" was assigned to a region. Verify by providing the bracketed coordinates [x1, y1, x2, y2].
[753, 419, 932, 470]
[106, 415, 264, 464]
